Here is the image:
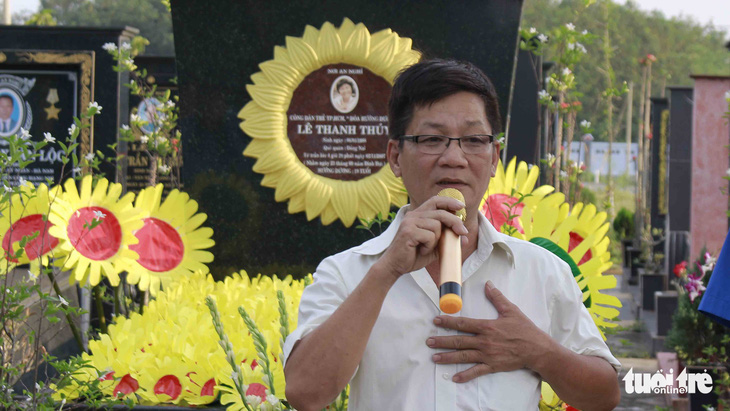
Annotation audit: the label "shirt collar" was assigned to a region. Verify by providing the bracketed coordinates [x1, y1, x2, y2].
[353, 204, 515, 269]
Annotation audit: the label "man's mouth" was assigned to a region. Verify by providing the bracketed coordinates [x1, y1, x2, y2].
[437, 179, 467, 188]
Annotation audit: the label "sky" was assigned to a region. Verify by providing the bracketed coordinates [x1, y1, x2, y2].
[9, 0, 730, 37]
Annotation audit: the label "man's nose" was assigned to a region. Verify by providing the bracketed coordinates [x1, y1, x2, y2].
[438, 140, 469, 166]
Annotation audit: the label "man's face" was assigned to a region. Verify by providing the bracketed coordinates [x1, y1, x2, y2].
[0, 98, 13, 120]
[387, 91, 500, 217]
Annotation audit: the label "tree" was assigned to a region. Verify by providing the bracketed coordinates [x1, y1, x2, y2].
[522, 0, 728, 143]
[37, 0, 173, 55]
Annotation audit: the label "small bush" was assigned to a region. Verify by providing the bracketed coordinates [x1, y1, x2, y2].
[613, 207, 634, 239]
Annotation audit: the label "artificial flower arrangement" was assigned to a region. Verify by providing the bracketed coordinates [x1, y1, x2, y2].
[3, 157, 618, 410]
[667, 250, 730, 364]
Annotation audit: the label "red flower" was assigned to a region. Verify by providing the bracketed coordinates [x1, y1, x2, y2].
[646, 132, 653, 140]
[580, 164, 586, 171]
[572, 101, 582, 107]
[560, 102, 570, 109]
[647, 54, 657, 62]
[674, 261, 688, 277]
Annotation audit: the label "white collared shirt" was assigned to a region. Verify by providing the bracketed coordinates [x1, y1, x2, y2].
[284, 206, 620, 410]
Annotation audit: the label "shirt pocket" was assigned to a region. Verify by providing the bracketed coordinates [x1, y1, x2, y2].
[478, 369, 541, 410]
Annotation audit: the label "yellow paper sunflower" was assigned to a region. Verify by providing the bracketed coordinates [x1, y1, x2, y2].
[481, 157, 621, 333]
[126, 184, 215, 296]
[239, 18, 419, 226]
[0, 183, 63, 274]
[48, 176, 143, 286]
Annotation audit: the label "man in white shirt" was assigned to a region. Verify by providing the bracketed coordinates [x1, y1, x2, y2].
[0, 95, 17, 135]
[284, 59, 621, 410]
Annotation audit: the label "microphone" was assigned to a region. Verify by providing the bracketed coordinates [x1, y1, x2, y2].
[437, 188, 466, 314]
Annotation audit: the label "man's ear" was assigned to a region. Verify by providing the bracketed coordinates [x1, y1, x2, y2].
[491, 142, 501, 177]
[387, 139, 402, 178]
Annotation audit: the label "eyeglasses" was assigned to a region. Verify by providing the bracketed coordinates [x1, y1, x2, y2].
[399, 134, 495, 155]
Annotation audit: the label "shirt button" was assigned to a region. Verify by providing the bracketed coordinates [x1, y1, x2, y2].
[442, 373, 450, 380]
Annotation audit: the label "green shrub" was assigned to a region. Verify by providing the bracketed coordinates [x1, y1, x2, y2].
[612, 207, 634, 239]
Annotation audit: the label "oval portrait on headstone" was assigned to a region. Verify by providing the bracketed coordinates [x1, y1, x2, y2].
[330, 75, 359, 114]
[0, 87, 24, 138]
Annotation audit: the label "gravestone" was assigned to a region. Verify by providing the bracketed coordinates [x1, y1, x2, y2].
[689, 75, 730, 258]
[504, 49, 540, 165]
[664, 86, 693, 278]
[170, 0, 525, 277]
[650, 97, 668, 256]
[0, 26, 137, 186]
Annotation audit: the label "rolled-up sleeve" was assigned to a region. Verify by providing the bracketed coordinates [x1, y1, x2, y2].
[283, 256, 349, 367]
[549, 264, 622, 373]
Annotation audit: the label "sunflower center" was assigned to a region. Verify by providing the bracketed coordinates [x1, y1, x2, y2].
[568, 231, 593, 266]
[67, 207, 122, 260]
[2, 214, 58, 262]
[130, 217, 185, 272]
[482, 193, 524, 234]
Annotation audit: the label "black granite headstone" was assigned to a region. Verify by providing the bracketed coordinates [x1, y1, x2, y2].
[0, 26, 137, 186]
[649, 97, 668, 233]
[170, 0, 524, 277]
[505, 49, 540, 165]
[665, 87, 693, 278]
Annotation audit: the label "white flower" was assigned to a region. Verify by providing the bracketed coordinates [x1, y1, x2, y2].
[35, 383, 40, 391]
[19, 177, 28, 186]
[565, 23, 575, 31]
[562, 67, 572, 76]
[121, 42, 131, 50]
[537, 34, 548, 43]
[726, 168, 730, 177]
[156, 136, 168, 145]
[43, 132, 55, 143]
[560, 170, 568, 178]
[84, 153, 95, 161]
[102, 42, 117, 51]
[528, 27, 537, 34]
[68, 123, 77, 136]
[59, 296, 69, 306]
[93, 210, 106, 220]
[130, 79, 136, 86]
[567, 42, 575, 50]
[581, 29, 588, 35]
[158, 164, 171, 174]
[547, 153, 555, 161]
[121, 124, 130, 131]
[88, 101, 102, 114]
[266, 394, 279, 405]
[165, 100, 175, 108]
[131, 113, 140, 123]
[538, 89, 550, 100]
[246, 395, 262, 408]
[123, 58, 134, 67]
[20, 128, 31, 140]
[725, 90, 730, 101]
[140, 135, 149, 144]
[576, 42, 587, 53]
[73, 166, 82, 174]
[580, 120, 591, 129]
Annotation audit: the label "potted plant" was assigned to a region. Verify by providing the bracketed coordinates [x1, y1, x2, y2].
[666, 249, 730, 410]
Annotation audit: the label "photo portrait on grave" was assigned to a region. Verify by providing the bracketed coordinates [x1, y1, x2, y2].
[137, 97, 162, 135]
[0, 88, 23, 137]
[284, 59, 621, 411]
[330, 75, 359, 114]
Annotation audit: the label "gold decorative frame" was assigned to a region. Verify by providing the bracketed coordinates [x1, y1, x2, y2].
[2, 50, 95, 158]
[238, 18, 420, 226]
